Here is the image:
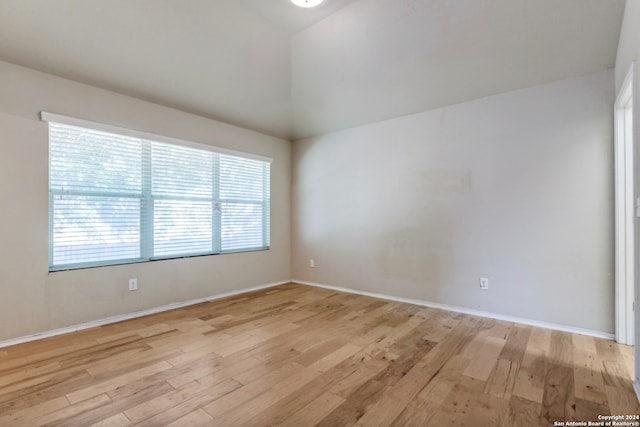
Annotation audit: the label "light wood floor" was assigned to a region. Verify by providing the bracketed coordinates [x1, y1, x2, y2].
[0, 283, 637, 426]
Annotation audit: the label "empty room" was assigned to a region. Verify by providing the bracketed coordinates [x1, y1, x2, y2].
[1, 0, 640, 425]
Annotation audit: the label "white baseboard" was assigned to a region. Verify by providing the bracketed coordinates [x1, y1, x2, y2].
[1, 278, 616, 349]
[0, 280, 288, 349]
[293, 279, 616, 341]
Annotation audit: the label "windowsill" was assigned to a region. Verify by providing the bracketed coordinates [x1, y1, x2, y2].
[48, 247, 270, 273]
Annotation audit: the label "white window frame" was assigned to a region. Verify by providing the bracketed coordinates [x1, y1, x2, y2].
[42, 112, 272, 271]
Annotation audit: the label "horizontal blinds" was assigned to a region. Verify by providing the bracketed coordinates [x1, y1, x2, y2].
[41, 112, 273, 163]
[51, 195, 141, 266]
[151, 141, 214, 198]
[153, 199, 213, 257]
[49, 123, 143, 195]
[150, 142, 216, 258]
[220, 155, 270, 252]
[49, 123, 145, 267]
[46, 116, 271, 270]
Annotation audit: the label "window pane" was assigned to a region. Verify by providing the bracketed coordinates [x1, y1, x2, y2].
[221, 203, 264, 251]
[47, 116, 270, 269]
[154, 200, 212, 256]
[49, 123, 142, 195]
[52, 195, 140, 265]
[152, 142, 213, 198]
[219, 155, 269, 251]
[220, 155, 265, 200]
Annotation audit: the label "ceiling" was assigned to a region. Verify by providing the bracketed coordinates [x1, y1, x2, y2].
[0, 0, 627, 140]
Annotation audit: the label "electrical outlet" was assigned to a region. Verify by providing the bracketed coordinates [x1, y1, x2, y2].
[479, 277, 489, 290]
[129, 278, 138, 291]
[309, 259, 315, 268]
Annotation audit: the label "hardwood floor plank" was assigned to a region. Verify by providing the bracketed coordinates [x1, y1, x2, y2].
[189, 355, 265, 388]
[550, 330, 575, 367]
[605, 384, 640, 416]
[315, 332, 436, 427]
[425, 383, 508, 427]
[164, 409, 213, 427]
[65, 361, 172, 404]
[293, 336, 350, 368]
[393, 353, 476, 427]
[241, 354, 367, 425]
[463, 335, 506, 381]
[201, 362, 301, 418]
[212, 322, 300, 358]
[501, 395, 541, 427]
[50, 381, 172, 427]
[131, 377, 241, 427]
[483, 322, 530, 399]
[512, 327, 550, 403]
[463, 386, 510, 427]
[211, 366, 320, 426]
[573, 348, 608, 406]
[308, 343, 363, 373]
[417, 354, 472, 402]
[278, 391, 345, 427]
[355, 321, 481, 426]
[329, 357, 389, 398]
[121, 380, 209, 424]
[388, 395, 438, 427]
[0, 395, 69, 426]
[164, 355, 225, 389]
[0, 360, 62, 389]
[34, 393, 113, 427]
[620, 343, 635, 377]
[93, 323, 176, 345]
[484, 358, 520, 399]
[574, 397, 609, 421]
[88, 412, 132, 427]
[0, 368, 93, 414]
[540, 364, 576, 425]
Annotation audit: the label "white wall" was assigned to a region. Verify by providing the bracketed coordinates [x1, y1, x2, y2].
[292, 70, 615, 334]
[615, 0, 640, 91]
[0, 60, 291, 342]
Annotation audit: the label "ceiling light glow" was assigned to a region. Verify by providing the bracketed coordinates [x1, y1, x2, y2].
[291, 0, 324, 8]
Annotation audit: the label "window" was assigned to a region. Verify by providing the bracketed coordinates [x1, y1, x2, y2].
[44, 113, 271, 271]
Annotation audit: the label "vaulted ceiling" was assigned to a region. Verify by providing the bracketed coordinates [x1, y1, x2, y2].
[0, 0, 626, 140]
